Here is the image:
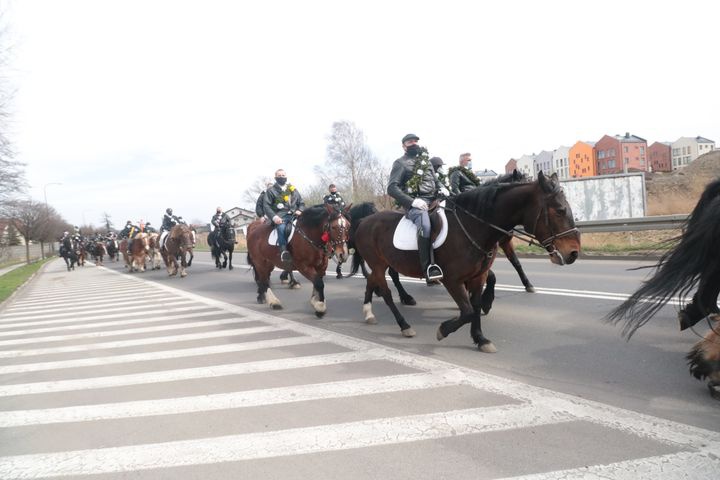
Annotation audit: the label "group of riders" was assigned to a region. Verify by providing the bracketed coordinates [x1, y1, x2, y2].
[252, 133, 483, 286]
[59, 133, 481, 285]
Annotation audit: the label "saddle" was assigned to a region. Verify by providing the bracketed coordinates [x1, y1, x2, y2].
[392, 201, 449, 251]
[268, 220, 297, 246]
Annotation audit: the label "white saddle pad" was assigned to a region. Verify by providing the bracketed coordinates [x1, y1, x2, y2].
[159, 231, 169, 250]
[268, 220, 297, 246]
[392, 203, 448, 251]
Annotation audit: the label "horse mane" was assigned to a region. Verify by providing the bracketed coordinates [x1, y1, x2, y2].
[453, 182, 524, 220]
[606, 178, 720, 337]
[299, 205, 332, 228]
[485, 172, 529, 185]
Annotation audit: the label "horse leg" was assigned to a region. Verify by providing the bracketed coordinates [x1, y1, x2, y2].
[369, 268, 415, 337]
[187, 251, 193, 267]
[309, 272, 327, 318]
[228, 248, 233, 270]
[480, 270, 496, 314]
[468, 274, 496, 352]
[222, 250, 228, 269]
[687, 317, 720, 400]
[279, 270, 289, 284]
[679, 271, 720, 330]
[180, 251, 188, 277]
[389, 267, 416, 306]
[287, 271, 301, 289]
[503, 242, 535, 292]
[336, 263, 343, 279]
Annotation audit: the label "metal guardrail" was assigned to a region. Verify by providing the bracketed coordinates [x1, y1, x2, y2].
[576, 214, 688, 233]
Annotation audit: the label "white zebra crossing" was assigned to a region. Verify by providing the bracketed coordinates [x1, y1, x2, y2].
[0, 259, 718, 479]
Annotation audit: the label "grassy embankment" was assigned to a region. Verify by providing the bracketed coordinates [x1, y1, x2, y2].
[0, 258, 55, 304]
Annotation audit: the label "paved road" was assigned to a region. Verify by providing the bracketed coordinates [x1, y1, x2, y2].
[0, 256, 718, 479]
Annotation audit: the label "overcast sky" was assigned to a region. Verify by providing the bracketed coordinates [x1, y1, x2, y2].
[5, 0, 719, 227]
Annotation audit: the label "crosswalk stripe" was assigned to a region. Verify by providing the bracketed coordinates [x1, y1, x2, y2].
[0, 316, 261, 347]
[0, 335, 321, 375]
[0, 299, 196, 322]
[0, 325, 282, 359]
[1, 292, 171, 315]
[499, 449, 720, 480]
[0, 349, 376, 396]
[0, 404, 571, 478]
[0, 369, 463, 427]
[15, 285, 150, 303]
[0, 305, 209, 328]
[0, 309, 227, 336]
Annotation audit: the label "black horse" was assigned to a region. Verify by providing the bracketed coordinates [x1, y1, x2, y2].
[59, 237, 78, 271]
[209, 222, 236, 270]
[607, 178, 720, 399]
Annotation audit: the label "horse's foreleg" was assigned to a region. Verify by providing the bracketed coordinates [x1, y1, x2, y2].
[687, 318, 720, 400]
[467, 275, 496, 353]
[287, 271, 301, 289]
[389, 267, 416, 306]
[480, 270, 496, 314]
[502, 240, 534, 292]
[179, 250, 188, 277]
[310, 273, 327, 318]
[371, 269, 414, 337]
[228, 249, 233, 270]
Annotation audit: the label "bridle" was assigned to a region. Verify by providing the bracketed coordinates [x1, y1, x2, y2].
[443, 184, 578, 262]
[294, 211, 350, 256]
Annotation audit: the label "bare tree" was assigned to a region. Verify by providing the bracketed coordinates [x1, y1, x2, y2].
[100, 212, 113, 232]
[0, 10, 25, 205]
[242, 175, 273, 205]
[322, 121, 385, 203]
[7, 199, 47, 264]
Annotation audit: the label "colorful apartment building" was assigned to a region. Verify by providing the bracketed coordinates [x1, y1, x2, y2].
[568, 141, 596, 178]
[647, 142, 672, 172]
[671, 136, 715, 169]
[552, 146, 570, 179]
[595, 132, 648, 175]
[515, 154, 536, 178]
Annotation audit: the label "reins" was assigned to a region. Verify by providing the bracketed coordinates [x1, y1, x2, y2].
[292, 211, 349, 256]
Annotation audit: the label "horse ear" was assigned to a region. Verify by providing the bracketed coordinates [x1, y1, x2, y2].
[538, 170, 551, 193]
[550, 172, 559, 184]
[512, 169, 520, 181]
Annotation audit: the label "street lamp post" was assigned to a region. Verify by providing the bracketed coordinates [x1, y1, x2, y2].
[43, 182, 62, 256]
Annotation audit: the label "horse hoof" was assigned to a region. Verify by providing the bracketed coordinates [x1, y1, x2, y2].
[709, 382, 720, 401]
[271, 304, 283, 310]
[336, 274, 343, 279]
[180, 272, 187, 278]
[315, 310, 326, 318]
[365, 316, 377, 325]
[401, 328, 416, 337]
[401, 296, 417, 306]
[436, 327, 445, 341]
[525, 286, 536, 293]
[229, 266, 233, 270]
[289, 282, 301, 290]
[478, 342, 497, 353]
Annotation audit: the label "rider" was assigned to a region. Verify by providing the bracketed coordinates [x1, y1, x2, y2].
[119, 220, 139, 254]
[210, 207, 231, 249]
[449, 152, 480, 195]
[323, 184, 346, 209]
[144, 222, 156, 233]
[256, 182, 274, 221]
[263, 169, 305, 264]
[59, 231, 70, 256]
[160, 208, 182, 248]
[387, 133, 448, 286]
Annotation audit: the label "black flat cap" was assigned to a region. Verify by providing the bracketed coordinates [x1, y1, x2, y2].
[430, 156, 444, 168]
[402, 133, 420, 143]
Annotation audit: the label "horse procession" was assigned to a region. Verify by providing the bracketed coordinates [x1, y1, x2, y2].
[55, 134, 720, 401]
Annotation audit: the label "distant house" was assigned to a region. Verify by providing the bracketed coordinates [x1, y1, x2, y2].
[595, 132, 648, 175]
[225, 207, 256, 235]
[505, 158, 517, 174]
[515, 154, 536, 179]
[671, 136, 715, 169]
[648, 141, 672, 172]
[475, 169, 498, 183]
[533, 150, 554, 176]
[569, 141, 596, 178]
[552, 146, 570, 179]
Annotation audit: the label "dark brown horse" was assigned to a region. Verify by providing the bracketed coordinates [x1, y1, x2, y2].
[90, 240, 107, 266]
[161, 224, 194, 277]
[246, 204, 350, 317]
[608, 178, 720, 400]
[352, 171, 580, 351]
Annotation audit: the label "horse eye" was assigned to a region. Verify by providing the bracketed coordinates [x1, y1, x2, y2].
[555, 208, 566, 216]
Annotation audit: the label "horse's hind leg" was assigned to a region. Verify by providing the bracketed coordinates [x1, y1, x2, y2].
[480, 270, 496, 315]
[679, 271, 720, 330]
[287, 271, 301, 289]
[228, 249, 233, 270]
[687, 318, 720, 400]
[389, 267, 416, 306]
[368, 268, 415, 337]
[503, 241, 534, 292]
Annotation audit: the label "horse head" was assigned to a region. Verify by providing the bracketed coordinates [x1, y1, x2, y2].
[324, 203, 351, 263]
[524, 171, 581, 265]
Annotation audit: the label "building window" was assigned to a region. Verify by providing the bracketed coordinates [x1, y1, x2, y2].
[624, 146, 628, 153]
[640, 146, 645, 154]
[608, 160, 616, 168]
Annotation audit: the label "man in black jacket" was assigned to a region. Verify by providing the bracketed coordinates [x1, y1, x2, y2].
[255, 182, 274, 220]
[387, 133, 448, 285]
[449, 152, 480, 194]
[263, 169, 305, 263]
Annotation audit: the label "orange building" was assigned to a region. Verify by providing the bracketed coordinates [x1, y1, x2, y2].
[569, 140, 596, 178]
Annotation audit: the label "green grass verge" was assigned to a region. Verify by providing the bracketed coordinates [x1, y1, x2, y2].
[0, 258, 54, 304]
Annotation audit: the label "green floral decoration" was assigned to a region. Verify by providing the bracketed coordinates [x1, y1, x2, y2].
[405, 147, 432, 196]
[448, 166, 481, 187]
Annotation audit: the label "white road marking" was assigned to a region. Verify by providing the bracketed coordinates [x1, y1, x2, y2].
[0, 299, 196, 322]
[0, 325, 282, 359]
[0, 316, 261, 347]
[0, 350, 377, 396]
[1, 292, 171, 315]
[0, 335, 322, 375]
[0, 404, 571, 478]
[0, 369, 463, 427]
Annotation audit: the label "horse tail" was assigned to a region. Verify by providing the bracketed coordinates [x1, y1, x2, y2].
[246, 252, 258, 281]
[348, 202, 377, 249]
[348, 244, 365, 277]
[606, 178, 720, 338]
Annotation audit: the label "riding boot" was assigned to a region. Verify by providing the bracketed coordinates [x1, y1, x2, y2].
[418, 236, 443, 286]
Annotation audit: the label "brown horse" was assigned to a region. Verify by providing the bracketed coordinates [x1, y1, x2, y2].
[352, 171, 580, 351]
[77, 242, 86, 267]
[608, 178, 720, 400]
[90, 240, 107, 266]
[123, 233, 150, 272]
[246, 204, 350, 317]
[146, 233, 163, 270]
[161, 224, 194, 277]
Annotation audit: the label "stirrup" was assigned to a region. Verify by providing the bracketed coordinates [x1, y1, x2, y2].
[426, 264, 443, 281]
[280, 250, 292, 263]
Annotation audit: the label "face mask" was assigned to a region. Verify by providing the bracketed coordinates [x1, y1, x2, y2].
[467, 162, 473, 170]
[437, 166, 447, 175]
[405, 144, 421, 157]
[275, 177, 287, 186]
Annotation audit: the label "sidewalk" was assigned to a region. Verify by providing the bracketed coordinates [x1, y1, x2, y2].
[0, 262, 26, 277]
